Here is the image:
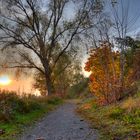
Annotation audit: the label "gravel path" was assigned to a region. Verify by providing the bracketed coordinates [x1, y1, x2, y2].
[19, 100, 99, 140]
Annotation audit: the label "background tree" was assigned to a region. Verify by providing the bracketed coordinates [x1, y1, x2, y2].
[125, 38, 140, 81]
[111, 0, 140, 93]
[34, 53, 83, 96]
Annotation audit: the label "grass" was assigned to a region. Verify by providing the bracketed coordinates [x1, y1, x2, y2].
[0, 91, 63, 140]
[77, 92, 140, 140]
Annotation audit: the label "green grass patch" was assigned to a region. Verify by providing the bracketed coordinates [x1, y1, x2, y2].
[0, 92, 63, 140]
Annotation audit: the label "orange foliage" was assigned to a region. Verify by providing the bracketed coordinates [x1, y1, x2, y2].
[85, 42, 122, 105]
[85, 41, 137, 105]
[132, 49, 140, 80]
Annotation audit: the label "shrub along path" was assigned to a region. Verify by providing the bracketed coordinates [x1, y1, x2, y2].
[19, 100, 99, 140]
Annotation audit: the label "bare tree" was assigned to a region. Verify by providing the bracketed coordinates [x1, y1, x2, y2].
[111, 0, 140, 92]
[0, 0, 98, 95]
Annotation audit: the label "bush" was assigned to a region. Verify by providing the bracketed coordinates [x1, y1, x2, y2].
[109, 107, 124, 119]
[14, 99, 42, 113]
[0, 90, 62, 122]
[0, 90, 63, 139]
[67, 78, 89, 99]
[47, 96, 62, 105]
[123, 115, 135, 124]
[0, 92, 16, 122]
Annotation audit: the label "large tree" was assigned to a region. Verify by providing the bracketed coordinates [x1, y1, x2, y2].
[110, 0, 140, 92]
[34, 52, 83, 96]
[0, 0, 99, 95]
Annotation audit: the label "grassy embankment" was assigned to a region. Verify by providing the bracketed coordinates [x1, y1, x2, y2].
[78, 83, 140, 140]
[0, 91, 63, 140]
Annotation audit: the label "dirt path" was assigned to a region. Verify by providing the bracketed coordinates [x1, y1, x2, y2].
[19, 100, 99, 140]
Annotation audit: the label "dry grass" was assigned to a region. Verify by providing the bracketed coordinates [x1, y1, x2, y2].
[77, 93, 140, 140]
[121, 97, 140, 112]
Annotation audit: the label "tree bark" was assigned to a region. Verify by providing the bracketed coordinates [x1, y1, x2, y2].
[44, 63, 52, 96]
[45, 73, 52, 96]
[120, 44, 125, 93]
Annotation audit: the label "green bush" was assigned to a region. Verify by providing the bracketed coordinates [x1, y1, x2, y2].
[67, 78, 89, 99]
[0, 92, 42, 116]
[0, 90, 62, 122]
[14, 100, 42, 114]
[109, 107, 124, 119]
[0, 90, 63, 139]
[47, 96, 62, 105]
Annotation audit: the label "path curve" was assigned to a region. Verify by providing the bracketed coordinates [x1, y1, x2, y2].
[19, 100, 99, 140]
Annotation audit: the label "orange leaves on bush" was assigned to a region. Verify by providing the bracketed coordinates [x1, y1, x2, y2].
[85, 42, 121, 105]
[82, 103, 92, 110]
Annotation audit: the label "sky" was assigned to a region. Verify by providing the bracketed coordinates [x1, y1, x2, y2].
[127, 0, 140, 36]
[0, 0, 140, 95]
[0, 74, 35, 94]
[109, 0, 140, 35]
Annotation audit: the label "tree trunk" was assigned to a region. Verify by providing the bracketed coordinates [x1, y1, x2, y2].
[44, 63, 52, 96]
[120, 45, 125, 94]
[44, 70, 52, 96]
[45, 74, 52, 96]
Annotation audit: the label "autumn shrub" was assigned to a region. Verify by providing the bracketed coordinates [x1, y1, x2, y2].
[85, 43, 122, 105]
[84, 41, 137, 105]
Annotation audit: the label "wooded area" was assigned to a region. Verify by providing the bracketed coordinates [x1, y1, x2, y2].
[0, 0, 140, 139]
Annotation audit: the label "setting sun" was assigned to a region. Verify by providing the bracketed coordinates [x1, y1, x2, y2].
[0, 75, 12, 86]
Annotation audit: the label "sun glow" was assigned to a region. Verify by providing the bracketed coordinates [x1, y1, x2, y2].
[33, 90, 41, 96]
[0, 75, 12, 86]
[82, 62, 91, 77]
